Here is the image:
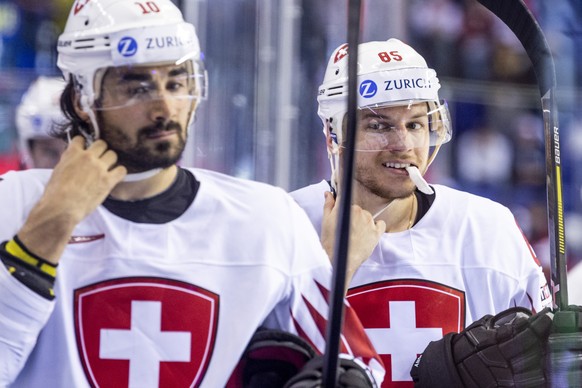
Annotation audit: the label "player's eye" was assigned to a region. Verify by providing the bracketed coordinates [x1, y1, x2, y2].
[407, 122, 422, 131]
[166, 79, 188, 94]
[364, 119, 392, 132]
[123, 81, 155, 97]
[406, 120, 428, 131]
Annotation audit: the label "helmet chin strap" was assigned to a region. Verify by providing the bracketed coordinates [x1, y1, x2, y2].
[122, 168, 164, 182]
[328, 147, 340, 194]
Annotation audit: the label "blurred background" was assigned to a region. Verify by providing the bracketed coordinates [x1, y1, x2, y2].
[0, 0, 581, 280]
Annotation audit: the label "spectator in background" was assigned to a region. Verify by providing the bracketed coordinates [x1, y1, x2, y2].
[455, 122, 514, 203]
[0, 0, 65, 71]
[512, 112, 546, 201]
[0, 0, 69, 175]
[457, 1, 495, 80]
[15, 76, 67, 169]
[408, 0, 463, 77]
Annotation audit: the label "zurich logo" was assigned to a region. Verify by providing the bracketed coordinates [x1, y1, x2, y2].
[359, 80, 377, 98]
[117, 37, 138, 57]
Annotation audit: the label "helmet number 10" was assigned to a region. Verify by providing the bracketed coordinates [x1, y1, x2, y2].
[378, 51, 403, 63]
[136, 1, 161, 14]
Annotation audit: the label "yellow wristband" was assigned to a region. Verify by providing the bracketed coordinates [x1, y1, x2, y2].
[5, 238, 57, 278]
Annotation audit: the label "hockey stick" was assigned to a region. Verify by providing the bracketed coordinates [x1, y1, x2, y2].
[475, 0, 568, 310]
[322, 0, 363, 385]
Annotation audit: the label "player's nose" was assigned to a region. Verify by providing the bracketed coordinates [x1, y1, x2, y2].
[148, 93, 173, 122]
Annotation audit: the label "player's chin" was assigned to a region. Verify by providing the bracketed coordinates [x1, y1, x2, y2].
[158, 148, 184, 165]
[142, 146, 184, 169]
[376, 185, 414, 200]
[392, 182, 417, 198]
[151, 137, 185, 154]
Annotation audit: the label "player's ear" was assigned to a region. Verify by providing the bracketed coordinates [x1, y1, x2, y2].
[73, 94, 91, 123]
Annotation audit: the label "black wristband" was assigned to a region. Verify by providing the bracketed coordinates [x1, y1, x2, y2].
[1, 241, 56, 300]
[10, 235, 57, 277]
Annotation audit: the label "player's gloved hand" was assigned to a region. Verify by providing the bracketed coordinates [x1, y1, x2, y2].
[283, 355, 375, 388]
[226, 327, 316, 388]
[546, 305, 582, 387]
[410, 307, 553, 388]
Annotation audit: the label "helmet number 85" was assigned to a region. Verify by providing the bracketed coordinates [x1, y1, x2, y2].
[378, 51, 403, 63]
[136, 1, 161, 14]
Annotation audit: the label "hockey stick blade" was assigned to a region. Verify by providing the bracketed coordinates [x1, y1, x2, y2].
[475, 0, 568, 310]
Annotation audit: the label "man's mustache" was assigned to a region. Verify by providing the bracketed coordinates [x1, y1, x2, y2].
[139, 121, 183, 137]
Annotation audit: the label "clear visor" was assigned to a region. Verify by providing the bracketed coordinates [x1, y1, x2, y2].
[346, 100, 452, 151]
[93, 59, 207, 111]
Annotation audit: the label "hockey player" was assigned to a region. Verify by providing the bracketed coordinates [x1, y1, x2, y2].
[290, 38, 554, 387]
[15, 76, 67, 169]
[0, 0, 384, 386]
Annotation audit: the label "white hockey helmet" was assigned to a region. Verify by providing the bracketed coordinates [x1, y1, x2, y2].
[15, 76, 67, 168]
[57, 0, 207, 139]
[318, 38, 452, 151]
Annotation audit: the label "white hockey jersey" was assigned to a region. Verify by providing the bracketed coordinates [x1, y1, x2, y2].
[291, 180, 552, 387]
[0, 169, 384, 387]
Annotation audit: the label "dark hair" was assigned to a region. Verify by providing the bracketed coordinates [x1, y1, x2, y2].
[51, 76, 95, 141]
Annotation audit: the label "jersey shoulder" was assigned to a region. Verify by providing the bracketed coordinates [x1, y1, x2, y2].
[289, 180, 329, 231]
[0, 169, 51, 206]
[290, 180, 329, 207]
[432, 184, 514, 220]
[0, 168, 51, 185]
[430, 184, 539, 269]
[0, 169, 52, 241]
[186, 167, 320, 237]
[188, 167, 292, 205]
[186, 169, 330, 274]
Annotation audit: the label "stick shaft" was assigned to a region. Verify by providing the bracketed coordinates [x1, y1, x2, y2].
[475, 0, 568, 309]
[322, 0, 362, 385]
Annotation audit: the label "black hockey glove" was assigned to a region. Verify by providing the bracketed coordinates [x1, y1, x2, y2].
[226, 327, 317, 388]
[283, 355, 374, 388]
[411, 307, 553, 388]
[546, 305, 582, 387]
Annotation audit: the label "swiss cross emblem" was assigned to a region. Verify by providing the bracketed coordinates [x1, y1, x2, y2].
[347, 279, 465, 388]
[74, 277, 219, 387]
[334, 43, 349, 63]
[73, 0, 91, 15]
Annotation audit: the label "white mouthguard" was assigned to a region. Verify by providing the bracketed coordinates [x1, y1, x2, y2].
[405, 166, 434, 195]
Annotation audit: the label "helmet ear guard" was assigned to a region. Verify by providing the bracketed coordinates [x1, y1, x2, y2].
[427, 100, 452, 147]
[323, 119, 341, 192]
[325, 120, 340, 154]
